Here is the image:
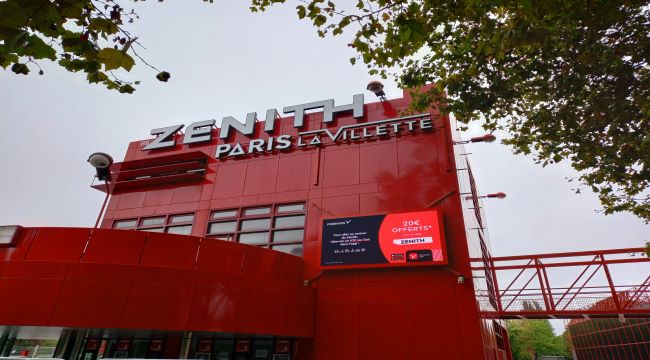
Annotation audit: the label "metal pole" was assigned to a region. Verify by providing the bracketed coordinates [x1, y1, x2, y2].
[93, 181, 111, 230]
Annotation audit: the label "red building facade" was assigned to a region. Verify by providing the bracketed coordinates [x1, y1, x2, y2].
[0, 89, 507, 360]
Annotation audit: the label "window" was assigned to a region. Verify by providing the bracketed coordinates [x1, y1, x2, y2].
[141, 217, 165, 227]
[112, 213, 195, 235]
[113, 219, 137, 229]
[206, 203, 306, 256]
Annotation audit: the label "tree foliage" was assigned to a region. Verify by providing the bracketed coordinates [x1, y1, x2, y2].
[507, 319, 571, 360]
[249, 0, 650, 223]
[0, 0, 176, 93]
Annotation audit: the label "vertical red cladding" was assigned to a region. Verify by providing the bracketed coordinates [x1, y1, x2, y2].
[101, 88, 488, 359]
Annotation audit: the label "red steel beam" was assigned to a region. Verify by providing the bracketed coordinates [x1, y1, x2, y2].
[475, 257, 650, 271]
[554, 255, 599, 308]
[472, 247, 645, 262]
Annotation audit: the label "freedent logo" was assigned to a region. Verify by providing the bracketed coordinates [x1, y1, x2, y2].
[141, 94, 433, 159]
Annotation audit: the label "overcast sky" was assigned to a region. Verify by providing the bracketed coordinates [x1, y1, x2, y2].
[1, 1, 647, 332]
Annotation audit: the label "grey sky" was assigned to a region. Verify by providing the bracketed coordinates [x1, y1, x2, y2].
[1, 1, 647, 332]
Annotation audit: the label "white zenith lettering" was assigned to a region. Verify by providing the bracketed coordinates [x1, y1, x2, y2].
[392, 237, 434, 245]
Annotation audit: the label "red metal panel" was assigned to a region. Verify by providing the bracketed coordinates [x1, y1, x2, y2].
[278, 253, 304, 284]
[47, 263, 134, 328]
[359, 141, 398, 184]
[241, 246, 281, 278]
[321, 194, 360, 215]
[26, 227, 89, 262]
[243, 157, 279, 195]
[143, 188, 175, 207]
[398, 177, 446, 209]
[115, 191, 146, 210]
[396, 134, 441, 179]
[121, 268, 198, 330]
[359, 192, 398, 213]
[406, 299, 462, 360]
[171, 184, 203, 204]
[358, 302, 409, 360]
[82, 229, 146, 265]
[49, 277, 132, 328]
[212, 162, 248, 198]
[276, 153, 312, 192]
[322, 147, 360, 187]
[3, 260, 69, 278]
[313, 298, 360, 359]
[285, 293, 314, 337]
[0, 276, 63, 325]
[196, 238, 246, 274]
[189, 278, 246, 333]
[139, 232, 200, 268]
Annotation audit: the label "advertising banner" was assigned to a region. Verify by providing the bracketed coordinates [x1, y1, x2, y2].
[320, 209, 447, 269]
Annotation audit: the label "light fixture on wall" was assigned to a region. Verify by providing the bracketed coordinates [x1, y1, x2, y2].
[366, 80, 387, 102]
[454, 134, 497, 145]
[87, 152, 114, 181]
[88, 152, 114, 230]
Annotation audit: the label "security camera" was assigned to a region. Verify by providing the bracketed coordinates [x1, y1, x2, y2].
[88, 152, 113, 181]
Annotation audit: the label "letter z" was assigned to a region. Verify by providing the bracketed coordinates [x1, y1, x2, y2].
[143, 124, 184, 150]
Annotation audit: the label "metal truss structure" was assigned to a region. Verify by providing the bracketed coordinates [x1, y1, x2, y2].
[472, 248, 650, 319]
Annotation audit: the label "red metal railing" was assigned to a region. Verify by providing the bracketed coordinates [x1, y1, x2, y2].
[471, 248, 650, 319]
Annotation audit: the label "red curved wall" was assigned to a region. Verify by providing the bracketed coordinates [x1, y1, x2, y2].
[0, 227, 313, 337]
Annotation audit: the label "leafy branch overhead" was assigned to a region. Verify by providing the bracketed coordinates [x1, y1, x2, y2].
[0, 0, 171, 93]
[251, 0, 650, 222]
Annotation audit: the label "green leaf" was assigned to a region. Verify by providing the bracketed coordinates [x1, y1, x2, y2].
[59, 3, 84, 19]
[97, 48, 135, 71]
[0, 26, 25, 42]
[87, 70, 109, 83]
[118, 84, 136, 94]
[88, 18, 119, 35]
[314, 14, 327, 27]
[0, 1, 29, 28]
[60, 58, 90, 72]
[296, 5, 306, 19]
[4, 30, 28, 52]
[0, 53, 18, 68]
[16, 34, 56, 60]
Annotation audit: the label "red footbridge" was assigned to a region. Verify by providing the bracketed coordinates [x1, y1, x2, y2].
[472, 247, 650, 320]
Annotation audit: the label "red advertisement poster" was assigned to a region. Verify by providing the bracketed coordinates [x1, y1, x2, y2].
[321, 209, 447, 269]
